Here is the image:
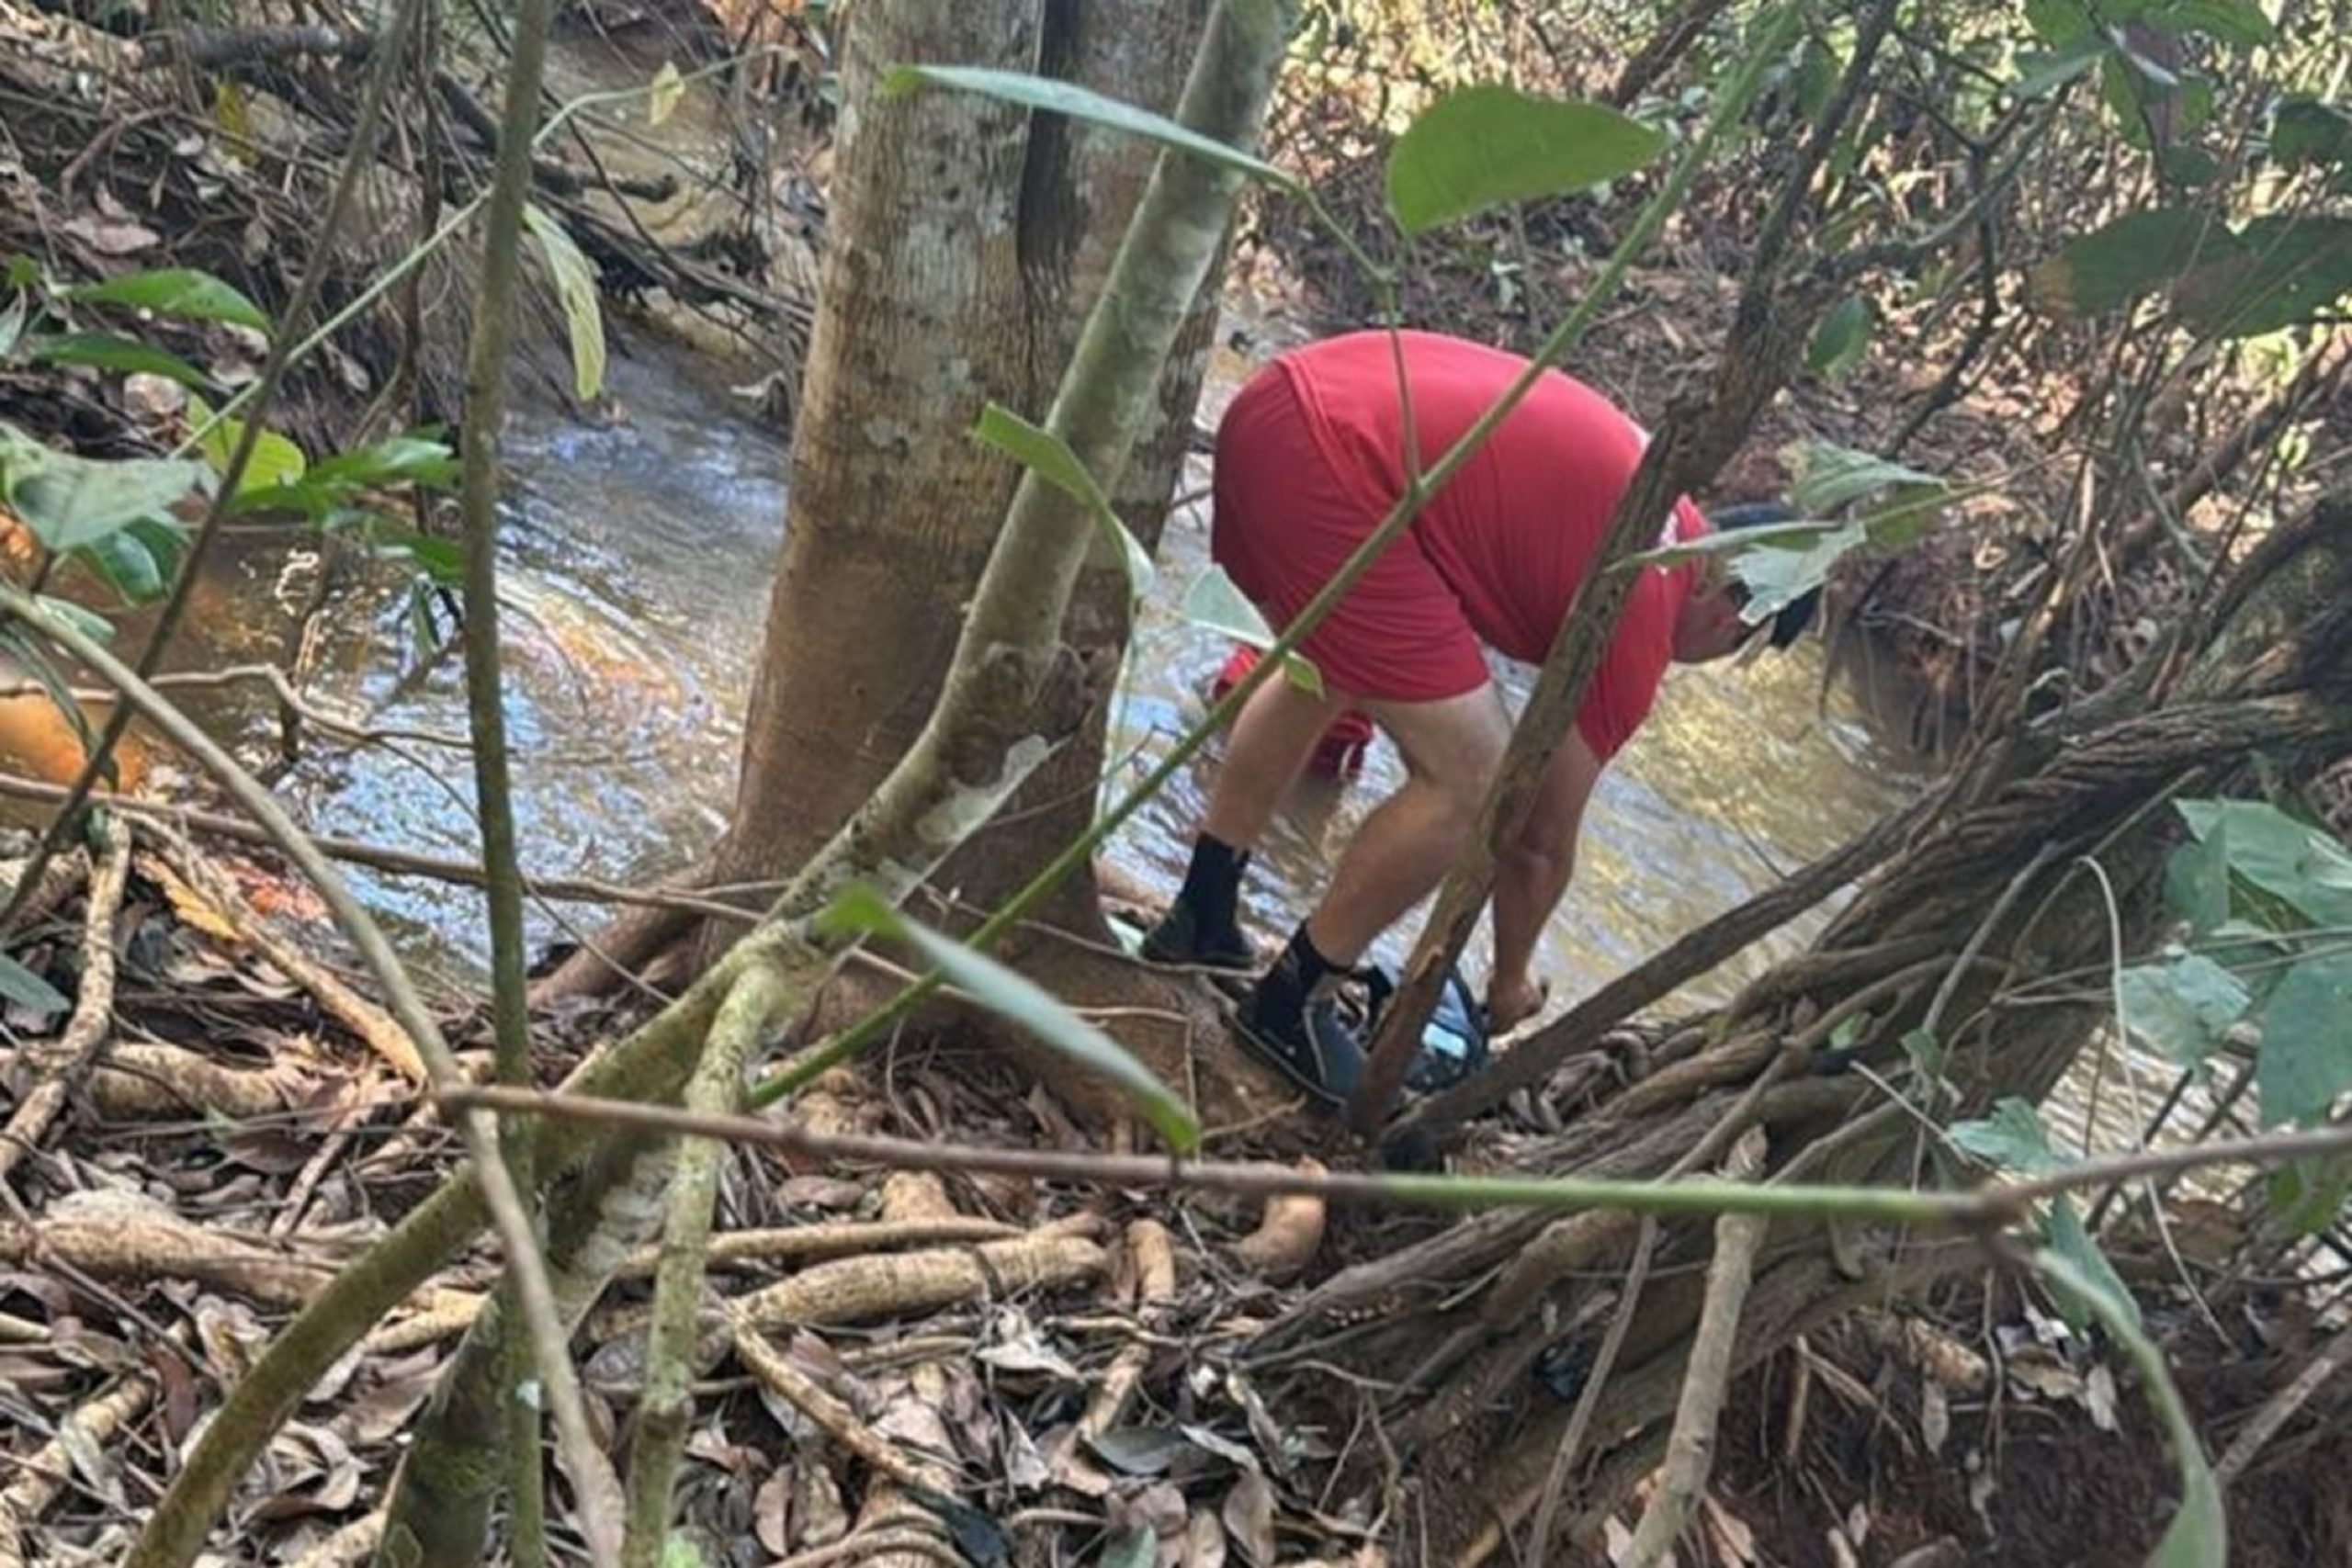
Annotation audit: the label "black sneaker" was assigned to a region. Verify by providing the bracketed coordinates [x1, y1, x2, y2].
[1139, 898, 1255, 972]
[1236, 974, 1367, 1110]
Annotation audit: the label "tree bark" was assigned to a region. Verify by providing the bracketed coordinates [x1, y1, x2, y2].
[711, 0, 1217, 931]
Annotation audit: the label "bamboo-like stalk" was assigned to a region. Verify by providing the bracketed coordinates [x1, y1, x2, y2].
[444, 0, 561, 1540]
[619, 963, 788, 1566]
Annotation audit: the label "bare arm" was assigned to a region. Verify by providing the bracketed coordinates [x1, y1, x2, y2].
[1489, 728, 1602, 1028]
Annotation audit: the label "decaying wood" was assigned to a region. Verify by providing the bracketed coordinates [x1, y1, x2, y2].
[618, 1216, 1022, 1279]
[0, 818, 131, 1184]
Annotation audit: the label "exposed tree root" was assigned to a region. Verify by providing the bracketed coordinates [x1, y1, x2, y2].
[730, 1224, 1110, 1335]
[0, 1367, 153, 1568]
[0, 818, 130, 1184]
[616, 1216, 1023, 1278]
[1081, 1218, 1180, 1439]
[91, 1041, 312, 1121]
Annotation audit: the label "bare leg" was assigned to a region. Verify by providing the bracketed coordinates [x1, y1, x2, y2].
[1302, 684, 1511, 965]
[1202, 669, 1351, 851]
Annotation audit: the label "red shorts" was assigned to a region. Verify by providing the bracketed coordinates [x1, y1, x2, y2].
[1209, 367, 1491, 705]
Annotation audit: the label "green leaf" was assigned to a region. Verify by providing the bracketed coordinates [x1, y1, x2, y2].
[1733, 518, 1868, 622]
[1949, 1096, 2066, 1174]
[2265, 1155, 2352, 1238]
[2143, 0, 2276, 46]
[187, 393, 306, 498]
[648, 61, 685, 128]
[2163, 822, 2231, 936]
[661, 1533, 710, 1568]
[1787, 441, 1951, 544]
[2029, 208, 2238, 318]
[30, 595, 114, 646]
[2255, 953, 2352, 1127]
[884, 64, 1285, 186]
[2030, 1248, 2225, 1568]
[2270, 97, 2352, 170]
[1807, 294, 1872, 379]
[2177, 215, 2352, 338]
[0, 952, 69, 1016]
[2176, 799, 2352, 929]
[1179, 566, 1322, 697]
[972, 402, 1153, 597]
[302, 431, 460, 492]
[2044, 1193, 2142, 1334]
[523, 205, 608, 404]
[350, 523, 464, 585]
[1385, 85, 1663, 237]
[817, 886, 1201, 1154]
[2023, 0, 2098, 46]
[63, 267, 269, 333]
[2118, 953, 2249, 1068]
[79, 527, 169, 602]
[2013, 37, 2106, 97]
[26, 332, 214, 389]
[1098, 1529, 1156, 1568]
[0, 422, 209, 551]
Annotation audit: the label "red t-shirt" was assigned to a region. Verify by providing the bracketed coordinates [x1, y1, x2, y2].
[1278, 330, 1704, 760]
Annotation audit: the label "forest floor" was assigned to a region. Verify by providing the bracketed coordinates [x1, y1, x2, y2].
[2, 12, 2348, 1566]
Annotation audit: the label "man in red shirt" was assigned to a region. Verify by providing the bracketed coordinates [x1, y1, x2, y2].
[1144, 330, 1815, 1109]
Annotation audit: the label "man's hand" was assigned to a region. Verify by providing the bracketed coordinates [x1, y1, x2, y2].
[1487, 971, 1551, 1034]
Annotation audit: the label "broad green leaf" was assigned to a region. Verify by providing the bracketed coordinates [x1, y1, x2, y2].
[64, 267, 269, 333]
[884, 64, 1285, 186]
[2255, 953, 2352, 1127]
[2270, 97, 2352, 169]
[1179, 566, 1323, 697]
[1632, 518, 1843, 567]
[2144, 0, 2276, 46]
[352, 523, 464, 585]
[973, 402, 1153, 596]
[2031, 1247, 2225, 1568]
[1787, 441, 1950, 543]
[27, 332, 213, 389]
[2177, 215, 2352, 338]
[1949, 1096, 2067, 1175]
[303, 431, 460, 491]
[2163, 821, 2230, 935]
[818, 886, 1201, 1153]
[2266, 1155, 2352, 1238]
[30, 596, 114, 646]
[1385, 85, 1663, 236]
[0, 952, 69, 1015]
[0, 422, 209, 551]
[2028, 208, 2237, 318]
[2013, 39, 2106, 98]
[2176, 799, 2352, 928]
[523, 205, 608, 403]
[2045, 1192, 2142, 1333]
[1807, 294, 1872, 379]
[2022, 0, 2098, 46]
[1733, 518, 1866, 622]
[648, 62, 685, 128]
[2118, 953, 2250, 1068]
[187, 393, 306, 498]
[80, 527, 169, 602]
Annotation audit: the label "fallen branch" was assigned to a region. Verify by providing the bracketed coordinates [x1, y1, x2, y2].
[0, 817, 131, 1184]
[446, 1084, 2352, 1226]
[91, 1041, 327, 1122]
[0, 1192, 335, 1307]
[1621, 1130, 1771, 1568]
[0, 771, 757, 923]
[155, 834, 427, 1083]
[731, 1323, 940, 1492]
[0, 1370, 153, 1568]
[2213, 1323, 2352, 1486]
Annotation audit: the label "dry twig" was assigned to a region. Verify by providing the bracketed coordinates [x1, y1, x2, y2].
[0, 817, 131, 1184]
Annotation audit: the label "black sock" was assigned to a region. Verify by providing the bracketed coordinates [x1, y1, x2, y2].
[1257, 921, 1339, 1020]
[1176, 834, 1247, 938]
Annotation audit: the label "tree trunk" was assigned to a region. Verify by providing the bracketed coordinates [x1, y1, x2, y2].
[714, 0, 1217, 929]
